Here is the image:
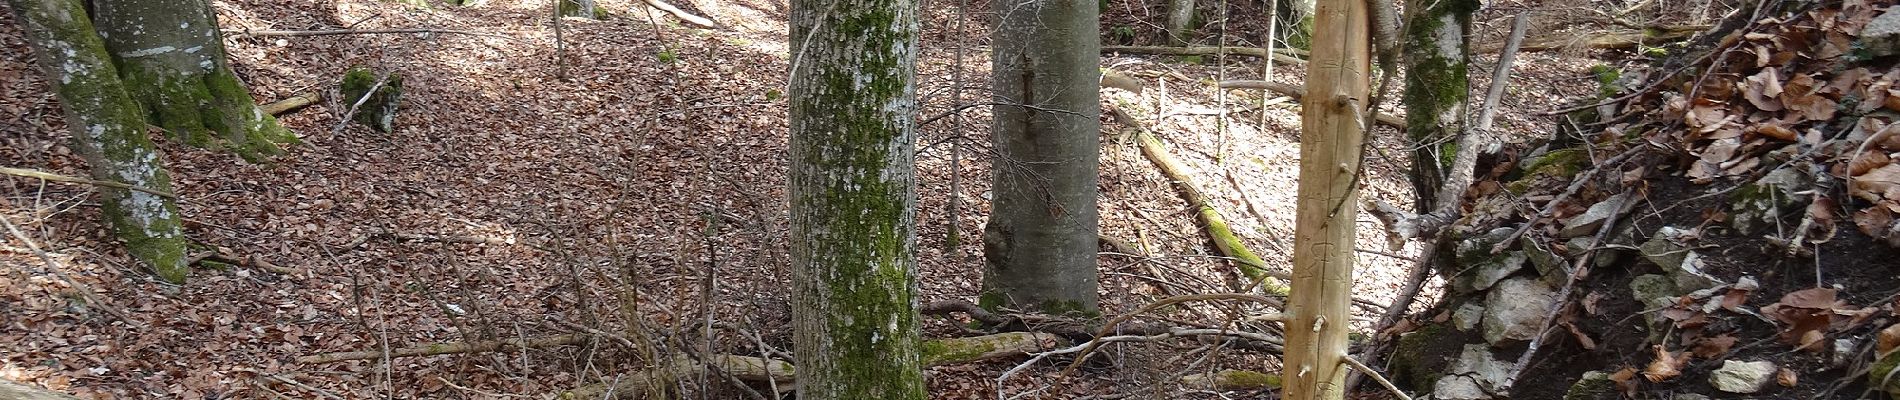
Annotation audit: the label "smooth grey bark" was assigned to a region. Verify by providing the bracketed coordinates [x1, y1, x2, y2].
[1400, 0, 1475, 210]
[982, 0, 1101, 315]
[786, 0, 926, 398]
[1166, 0, 1196, 45]
[9, 0, 191, 283]
[91, 0, 296, 162]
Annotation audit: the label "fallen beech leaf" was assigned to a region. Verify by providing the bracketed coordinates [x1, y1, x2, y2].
[1800, 329, 1827, 352]
[1778, 368, 1798, 387]
[1744, 68, 1785, 111]
[1644, 345, 1688, 382]
[1563, 321, 1598, 350]
[1610, 367, 1640, 396]
[1852, 164, 1900, 203]
[1694, 335, 1739, 358]
[1757, 123, 1798, 141]
[1781, 287, 1840, 309]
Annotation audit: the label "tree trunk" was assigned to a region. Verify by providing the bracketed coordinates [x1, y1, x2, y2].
[9, 0, 192, 284]
[90, 0, 297, 162]
[1276, 0, 1316, 49]
[1400, 0, 1476, 211]
[983, 0, 1102, 316]
[786, 0, 925, 398]
[1283, 0, 1367, 397]
[1166, 0, 1196, 45]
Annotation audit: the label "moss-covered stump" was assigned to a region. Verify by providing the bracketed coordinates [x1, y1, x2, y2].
[340, 68, 404, 133]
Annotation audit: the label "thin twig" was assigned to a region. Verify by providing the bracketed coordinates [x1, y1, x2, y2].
[1341, 355, 1412, 400]
[228, 28, 514, 40]
[1, 166, 177, 198]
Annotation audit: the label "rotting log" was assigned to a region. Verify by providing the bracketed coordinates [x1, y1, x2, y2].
[921, 332, 1068, 366]
[1182, 369, 1282, 390]
[1104, 45, 1308, 65]
[1109, 103, 1291, 295]
[1217, 80, 1406, 129]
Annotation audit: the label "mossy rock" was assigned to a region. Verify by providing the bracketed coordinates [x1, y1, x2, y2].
[339, 68, 403, 133]
[1507, 148, 1589, 195]
[1564, 370, 1616, 400]
[1870, 351, 1900, 396]
[1389, 324, 1460, 391]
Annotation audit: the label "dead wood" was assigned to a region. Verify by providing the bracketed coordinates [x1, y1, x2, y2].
[297, 334, 587, 364]
[0, 166, 178, 198]
[227, 28, 514, 40]
[1109, 102, 1291, 294]
[1103, 45, 1307, 66]
[642, 0, 722, 29]
[1473, 26, 1704, 53]
[261, 92, 322, 116]
[1216, 80, 1407, 129]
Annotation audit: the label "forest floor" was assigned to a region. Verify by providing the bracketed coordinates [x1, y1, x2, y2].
[0, 0, 1798, 398]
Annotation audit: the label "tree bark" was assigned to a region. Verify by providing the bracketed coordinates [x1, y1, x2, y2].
[90, 0, 297, 162]
[1166, 0, 1196, 45]
[9, 0, 191, 284]
[1399, 0, 1475, 210]
[1283, 0, 1367, 397]
[983, 0, 1102, 316]
[786, 0, 925, 398]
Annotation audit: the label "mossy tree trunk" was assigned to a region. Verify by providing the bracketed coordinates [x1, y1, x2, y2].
[1399, 0, 1476, 210]
[786, 0, 925, 398]
[983, 0, 1102, 316]
[9, 0, 191, 284]
[90, 0, 296, 162]
[1166, 0, 1196, 45]
[1284, 0, 1367, 397]
[1276, 0, 1315, 49]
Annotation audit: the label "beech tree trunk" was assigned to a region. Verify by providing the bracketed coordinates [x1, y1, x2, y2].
[1283, 0, 1367, 397]
[1400, 0, 1476, 210]
[786, 0, 925, 398]
[9, 0, 191, 283]
[1166, 0, 1196, 45]
[983, 0, 1102, 316]
[90, 0, 296, 162]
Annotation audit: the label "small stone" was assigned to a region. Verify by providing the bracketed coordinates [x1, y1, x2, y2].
[1639, 227, 1722, 291]
[1433, 375, 1490, 400]
[1564, 370, 1614, 400]
[1470, 252, 1528, 291]
[1729, 167, 1808, 235]
[1709, 360, 1777, 393]
[1454, 302, 1486, 331]
[1484, 277, 1558, 345]
[1862, 9, 1900, 58]
[1672, 394, 1711, 400]
[1561, 193, 1630, 237]
[1451, 344, 1510, 393]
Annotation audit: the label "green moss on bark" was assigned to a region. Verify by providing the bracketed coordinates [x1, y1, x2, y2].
[1400, 0, 1475, 210]
[340, 68, 403, 133]
[10, 0, 191, 284]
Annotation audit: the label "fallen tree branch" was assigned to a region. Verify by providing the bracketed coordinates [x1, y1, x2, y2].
[561, 355, 792, 399]
[1065, 293, 1284, 374]
[1109, 102, 1292, 294]
[1472, 26, 1703, 53]
[226, 28, 514, 40]
[1104, 45, 1307, 65]
[261, 92, 323, 116]
[297, 334, 587, 364]
[378, 232, 516, 246]
[642, 0, 723, 29]
[1215, 80, 1407, 129]
[1, 166, 177, 198]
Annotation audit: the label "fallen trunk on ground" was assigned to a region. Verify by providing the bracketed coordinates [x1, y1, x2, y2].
[1104, 45, 1308, 65]
[1473, 26, 1702, 53]
[1108, 102, 1291, 295]
[262, 92, 323, 116]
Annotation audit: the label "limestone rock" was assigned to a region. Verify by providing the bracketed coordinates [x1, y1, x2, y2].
[1564, 370, 1614, 400]
[1709, 360, 1777, 393]
[1483, 277, 1558, 345]
[1561, 193, 1629, 238]
[1434, 376, 1489, 400]
[1729, 167, 1808, 235]
[1454, 302, 1486, 332]
[1639, 227, 1723, 291]
[1862, 9, 1900, 59]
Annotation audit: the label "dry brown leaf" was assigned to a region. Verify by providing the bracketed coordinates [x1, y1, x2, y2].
[1781, 287, 1840, 309]
[1777, 368, 1799, 387]
[1744, 67, 1786, 111]
[1757, 123, 1799, 141]
[1852, 164, 1900, 202]
[1643, 345, 1689, 382]
[1610, 367, 1640, 397]
[1694, 335, 1739, 358]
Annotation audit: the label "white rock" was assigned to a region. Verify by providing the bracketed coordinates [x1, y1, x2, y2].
[1710, 360, 1777, 393]
[1483, 277, 1557, 345]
